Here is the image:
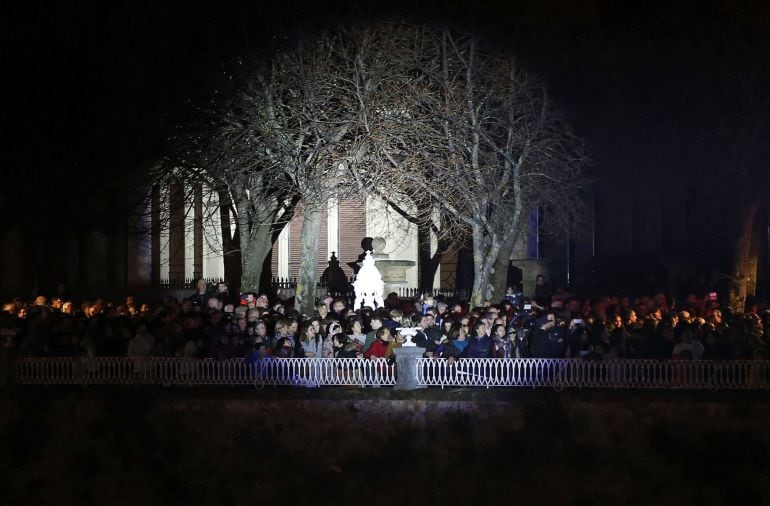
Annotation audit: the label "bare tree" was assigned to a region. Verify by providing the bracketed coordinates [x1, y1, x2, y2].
[155, 22, 586, 309]
[159, 35, 367, 304]
[159, 62, 299, 295]
[264, 31, 396, 315]
[362, 25, 587, 306]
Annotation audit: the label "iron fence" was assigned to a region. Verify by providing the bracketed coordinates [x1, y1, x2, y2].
[271, 277, 470, 303]
[121, 277, 469, 305]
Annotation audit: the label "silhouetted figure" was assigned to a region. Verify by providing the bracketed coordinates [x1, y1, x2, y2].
[320, 252, 351, 296]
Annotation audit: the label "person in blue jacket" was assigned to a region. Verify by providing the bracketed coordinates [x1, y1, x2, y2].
[464, 320, 493, 358]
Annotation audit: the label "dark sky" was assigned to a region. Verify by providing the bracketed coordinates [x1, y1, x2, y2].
[5, 1, 768, 174]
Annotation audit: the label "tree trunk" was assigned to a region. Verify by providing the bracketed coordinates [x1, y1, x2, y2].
[417, 220, 435, 291]
[295, 205, 323, 316]
[240, 225, 272, 294]
[488, 235, 518, 303]
[729, 200, 760, 313]
[238, 196, 275, 294]
[218, 190, 241, 294]
[470, 225, 501, 307]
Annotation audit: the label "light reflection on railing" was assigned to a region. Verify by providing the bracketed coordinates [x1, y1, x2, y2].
[13, 357, 770, 390]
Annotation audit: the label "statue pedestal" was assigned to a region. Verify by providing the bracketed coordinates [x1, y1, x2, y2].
[393, 347, 426, 390]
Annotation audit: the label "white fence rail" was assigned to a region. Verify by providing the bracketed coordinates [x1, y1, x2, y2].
[14, 357, 396, 388]
[418, 358, 770, 390]
[12, 357, 770, 390]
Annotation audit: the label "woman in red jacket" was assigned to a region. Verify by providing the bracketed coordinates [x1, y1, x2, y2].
[363, 327, 392, 360]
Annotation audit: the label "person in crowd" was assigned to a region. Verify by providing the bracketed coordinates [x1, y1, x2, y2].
[298, 321, 324, 358]
[316, 302, 330, 321]
[672, 328, 705, 360]
[491, 324, 508, 358]
[534, 274, 552, 308]
[255, 293, 271, 309]
[528, 312, 566, 358]
[190, 279, 210, 309]
[464, 320, 493, 358]
[435, 301, 449, 327]
[244, 341, 273, 381]
[411, 312, 442, 356]
[273, 337, 295, 358]
[448, 322, 470, 356]
[214, 281, 235, 306]
[332, 299, 348, 318]
[347, 317, 367, 353]
[238, 319, 268, 357]
[4, 286, 769, 366]
[362, 316, 382, 353]
[332, 333, 359, 359]
[363, 327, 392, 361]
[270, 319, 297, 351]
[565, 322, 592, 359]
[441, 318, 455, 339]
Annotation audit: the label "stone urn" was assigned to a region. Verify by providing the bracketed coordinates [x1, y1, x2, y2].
[368, 237, 415, 295]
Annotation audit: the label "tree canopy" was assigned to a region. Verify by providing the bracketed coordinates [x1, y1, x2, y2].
[163, 21, 587, 306]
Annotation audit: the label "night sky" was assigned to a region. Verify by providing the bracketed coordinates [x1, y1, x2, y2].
[3, 0, 769, 294]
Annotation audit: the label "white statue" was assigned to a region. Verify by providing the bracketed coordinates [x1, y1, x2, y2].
[353, 251, 385, 310]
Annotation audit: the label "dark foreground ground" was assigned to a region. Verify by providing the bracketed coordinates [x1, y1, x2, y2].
[1, 386, 769, 506]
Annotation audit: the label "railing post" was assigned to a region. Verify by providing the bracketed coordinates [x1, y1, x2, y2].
[392, 347, 426, 390]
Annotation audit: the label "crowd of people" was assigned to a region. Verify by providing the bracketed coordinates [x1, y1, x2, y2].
[1, 277, 769, 363]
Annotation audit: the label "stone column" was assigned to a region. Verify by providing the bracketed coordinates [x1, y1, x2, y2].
[193, 184, 203, 280]
[150, 184, 161, 287]
[393, 347, 426, 390]
[169, 183, 186, 284]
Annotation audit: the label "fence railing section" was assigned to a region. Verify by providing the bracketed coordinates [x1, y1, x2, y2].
[12, 357, 770, 390]
[14, 357, 396, 388]
[417, 358, 770, 390]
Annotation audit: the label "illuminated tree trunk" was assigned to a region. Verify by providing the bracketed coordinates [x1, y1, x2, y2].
[729, 200, 760, 313]
[488, 233, 519, 303]
[296, 205, 322, 316]
[238, 193, 276, 294]
[239, 226, 272, 295]
[471, 224, 502, 308]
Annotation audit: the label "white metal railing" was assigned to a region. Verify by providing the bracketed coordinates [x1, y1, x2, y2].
[12, 357, 770, 390]
[417, 358, 770, 390]
[14, 357, 396, 388]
